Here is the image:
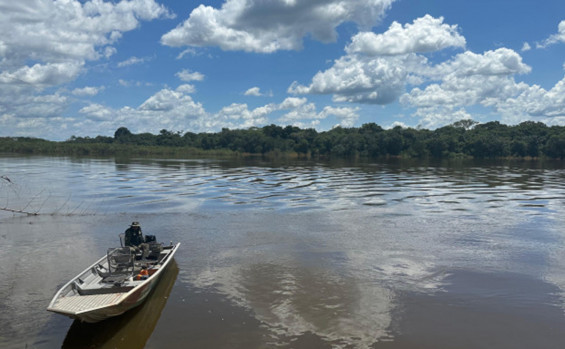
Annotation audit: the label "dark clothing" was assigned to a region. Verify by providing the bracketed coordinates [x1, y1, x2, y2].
[125, 226, 144, 247]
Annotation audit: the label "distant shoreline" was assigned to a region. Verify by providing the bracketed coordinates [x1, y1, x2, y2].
[2, 121, 565, 160]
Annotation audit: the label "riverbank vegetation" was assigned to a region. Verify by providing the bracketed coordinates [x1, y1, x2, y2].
[2, 120, 565, 159]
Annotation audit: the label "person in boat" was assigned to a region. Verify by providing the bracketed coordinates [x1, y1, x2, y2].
[125, 222, 145, 246]
[124, 222, 149, 256]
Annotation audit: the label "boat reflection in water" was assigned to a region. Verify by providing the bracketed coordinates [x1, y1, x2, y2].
[61, 260, 178, 349]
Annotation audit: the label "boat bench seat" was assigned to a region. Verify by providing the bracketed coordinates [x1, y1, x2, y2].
[100, 272, 132, 284]
[73, 280, 133, 295]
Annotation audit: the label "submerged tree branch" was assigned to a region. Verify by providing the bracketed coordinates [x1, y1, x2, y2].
[1, 175, 12, 183]
[1, 175, 40, 216]
[0, 206, 39, 216]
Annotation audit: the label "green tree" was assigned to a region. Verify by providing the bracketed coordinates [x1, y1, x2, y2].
[114, 127, 132, 143]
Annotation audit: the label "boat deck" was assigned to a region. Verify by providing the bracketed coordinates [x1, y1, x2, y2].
[51, 293, 124, 314]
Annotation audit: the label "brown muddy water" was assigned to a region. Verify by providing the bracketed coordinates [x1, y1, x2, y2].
[2, 156, 565, 348]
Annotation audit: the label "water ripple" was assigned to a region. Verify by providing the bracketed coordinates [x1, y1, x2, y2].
[1, 158, 565, 219]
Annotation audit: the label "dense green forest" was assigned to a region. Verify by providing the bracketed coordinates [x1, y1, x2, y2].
[2, 120, 565, 159]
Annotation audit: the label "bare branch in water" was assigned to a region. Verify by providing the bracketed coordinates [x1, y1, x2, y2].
[0, 206, 39, 216]
[1, 175, 41, 216]
[1, 175, 92, 216]
[54, 194, 72, 215]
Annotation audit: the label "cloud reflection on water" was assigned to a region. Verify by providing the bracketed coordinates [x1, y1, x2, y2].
[191, 261, 394, 347]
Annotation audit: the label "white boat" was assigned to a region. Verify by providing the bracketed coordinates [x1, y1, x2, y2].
[47, 235, 180, 323]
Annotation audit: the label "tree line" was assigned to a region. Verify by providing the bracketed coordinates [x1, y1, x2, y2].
[2, 120, 565, 159]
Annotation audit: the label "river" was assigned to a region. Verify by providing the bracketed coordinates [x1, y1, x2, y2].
[1, 156, 565, 348]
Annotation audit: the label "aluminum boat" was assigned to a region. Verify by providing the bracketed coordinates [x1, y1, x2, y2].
[47, 234, 180, 323]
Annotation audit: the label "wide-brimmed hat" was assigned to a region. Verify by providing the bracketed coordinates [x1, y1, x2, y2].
[131, 221, 140, 227]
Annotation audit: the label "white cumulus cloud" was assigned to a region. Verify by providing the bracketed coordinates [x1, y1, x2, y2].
[79, 103, 113, 120]
[161, 0, 396, 53]
[494, 76, 565, 123]
[289, 53, 426, 104]
[278, 98, 360, 128]
[0, 0, 172, 126]
[117, 56, 149, 67]
[78, 86, 356, 135]
[537, 20, 565, 48]
[0, 62, 83, 87]
[429, 48, 531, 78]
[399, 48, 533, 126]
[411, 107, 473, 130]
[290, 15, 465, 105]
[346, 15, 465, 56]
[72, 86, 103, 96]
[78, 85, 207, 135]
[290, 13, 565, 129]
[244, 87, 262, 96]
[176, 69, 205, 82]
[244, 86, 272, 97]
[0, 0, 172, 67]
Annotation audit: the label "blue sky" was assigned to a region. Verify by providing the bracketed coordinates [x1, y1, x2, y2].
[1, 0, 565, 140]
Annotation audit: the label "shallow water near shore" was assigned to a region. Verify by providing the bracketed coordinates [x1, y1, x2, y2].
[2, 156, 565, 348]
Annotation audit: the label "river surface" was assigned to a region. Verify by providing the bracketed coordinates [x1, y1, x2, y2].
[2, 155, 565, 348]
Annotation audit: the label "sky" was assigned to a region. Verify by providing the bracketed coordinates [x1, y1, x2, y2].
[1, 0, 565, 140]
